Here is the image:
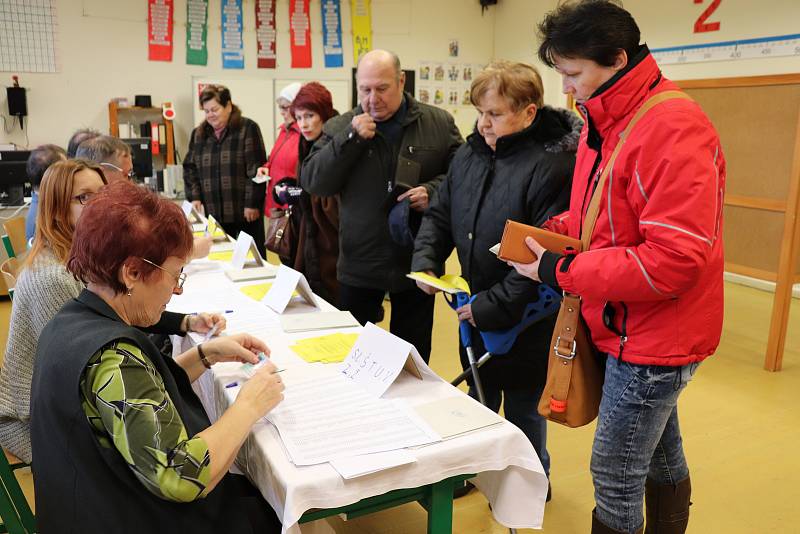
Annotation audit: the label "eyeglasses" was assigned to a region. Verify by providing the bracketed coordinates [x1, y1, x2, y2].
[140, 258, 187, 293]
[72, 192, 95, 205]
[99, 162, 136, 179]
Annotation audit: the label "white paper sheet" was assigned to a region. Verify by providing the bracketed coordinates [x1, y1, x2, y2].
[340, 322, 420, 398]
[230, 231, 254, 270]
[263, 264, 318, 314]
[279, 311, 359, 333]
[265, 371, 439, 466]
[330, 450, 417, 479]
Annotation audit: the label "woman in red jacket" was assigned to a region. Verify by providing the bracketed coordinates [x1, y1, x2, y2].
[257, 82, 302, 214]
[511, 2, 726, 533]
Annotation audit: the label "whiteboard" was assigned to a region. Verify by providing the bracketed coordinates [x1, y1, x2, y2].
[191, 77, 276, 147]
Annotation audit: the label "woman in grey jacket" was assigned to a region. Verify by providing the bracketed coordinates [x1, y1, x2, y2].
[411, 61, 581, 492]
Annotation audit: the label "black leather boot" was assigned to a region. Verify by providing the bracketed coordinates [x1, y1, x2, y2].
[644, 476, 691, 533]
[591, 509, 643, 534]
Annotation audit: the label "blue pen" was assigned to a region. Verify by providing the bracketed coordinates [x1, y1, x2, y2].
[225, 381, 239, 388]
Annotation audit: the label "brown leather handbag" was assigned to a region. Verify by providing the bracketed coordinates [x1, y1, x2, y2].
[265, 206, 294, 261]
[538, 91, 692, 427]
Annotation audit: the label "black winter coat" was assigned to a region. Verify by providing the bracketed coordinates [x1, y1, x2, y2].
[300, 93, 463, 292]
[412, 106, 581, 389]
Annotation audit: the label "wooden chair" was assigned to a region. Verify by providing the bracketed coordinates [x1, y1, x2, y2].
[0, 450, 34, 533]
[0, 257, 21, 300]
[1, 219, 26, 260]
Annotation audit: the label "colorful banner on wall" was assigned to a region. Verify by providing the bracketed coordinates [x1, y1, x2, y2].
[255, 0, 277, 68]
[221, 0, 244, 69]
[321, 0, 343, 68]
[350, 0, 371, 63]
[148, 0, 174, 62]
[186, 0, 208, 65]
[289, 0, 312, 68]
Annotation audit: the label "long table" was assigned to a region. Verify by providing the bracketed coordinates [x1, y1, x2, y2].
[170, 258, 548, 533]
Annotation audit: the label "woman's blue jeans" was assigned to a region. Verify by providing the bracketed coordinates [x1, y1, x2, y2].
[591, 356, 699, 533]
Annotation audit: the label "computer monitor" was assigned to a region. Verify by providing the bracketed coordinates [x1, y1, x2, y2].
[0, 150, 31, 206]
[121, 138, 153, 180]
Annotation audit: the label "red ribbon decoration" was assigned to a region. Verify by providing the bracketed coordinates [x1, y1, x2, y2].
[148, 0, 174, 62]
[289, 0, 312, 68]
[256, 0, 277, 68]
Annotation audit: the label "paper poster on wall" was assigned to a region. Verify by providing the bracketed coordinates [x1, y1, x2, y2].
[419, 62, 431, 81]
[433, 85, 444, 106]
[448, 39, 459, 58]
[221, 0, 244, 69]
[418, 87, 430, 105]
[321, 0, 343, 68]
[255, 0, 277, 68]
[186, 0, 208, 65]
[433, 63, 445, 82]
[290, 0, 312, 68]
[351, 0, 372, 62]
[148, 0, 174, 62]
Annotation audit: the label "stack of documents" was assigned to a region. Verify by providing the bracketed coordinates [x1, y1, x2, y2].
[289, 333, 359, 363]
[264, 371, 439, 466]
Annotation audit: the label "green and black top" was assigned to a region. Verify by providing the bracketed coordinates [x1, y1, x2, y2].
[80, 340, 211, 502]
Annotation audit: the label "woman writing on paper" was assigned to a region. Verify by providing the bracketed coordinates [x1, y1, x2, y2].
[511, 2, 726, 531]
[411, 61, 580, 496]
[273, 82, 341, 304]
[0, 160, 224, 464]
[184, 85, 268, 256]
[30, 180, 284, 533]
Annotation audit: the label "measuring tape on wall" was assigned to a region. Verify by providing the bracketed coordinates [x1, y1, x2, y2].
[652, 33, 800, 65]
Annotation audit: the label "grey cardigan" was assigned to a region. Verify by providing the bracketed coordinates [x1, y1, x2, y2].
[0, 249, 82, 462]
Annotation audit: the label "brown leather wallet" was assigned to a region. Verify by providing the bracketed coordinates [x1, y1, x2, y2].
[497, 220, 582, 263]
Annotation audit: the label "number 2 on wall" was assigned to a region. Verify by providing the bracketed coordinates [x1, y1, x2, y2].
[694, 0, 722, 33]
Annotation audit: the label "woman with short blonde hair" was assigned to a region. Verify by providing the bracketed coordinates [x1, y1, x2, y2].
[470, 60, 545, 110]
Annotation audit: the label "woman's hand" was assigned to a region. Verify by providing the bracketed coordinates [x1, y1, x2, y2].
[508, 236, 546, 282]
[187, 312, 226, 334]
[256, 167, 269, 177]
[236, 362, 285, 419]
[243, 207, 261, 222]
[416, 270, 441, 295]
[455, 303, 476, 327]
[191, 236, 213, 259]
[202, 334, 269, 365]
[191, 200, 204, 215]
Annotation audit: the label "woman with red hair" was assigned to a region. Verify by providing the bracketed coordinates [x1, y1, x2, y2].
[30, 180, 283, 533]
[274, 82, 340, 304]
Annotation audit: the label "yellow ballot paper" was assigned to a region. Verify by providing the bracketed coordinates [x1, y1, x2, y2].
[207, 250, 255, 263]
[290, 333, 359, 363]
[406, 272, 470, 294]
[239, 282, 298, 302]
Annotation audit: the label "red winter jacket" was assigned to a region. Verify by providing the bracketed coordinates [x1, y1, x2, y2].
[262, 122, 301, 213]
[544, 49, 726, 366]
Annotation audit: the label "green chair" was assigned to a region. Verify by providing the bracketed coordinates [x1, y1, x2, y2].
[0, 451, 34, 533]
[0, 236, 14, 260]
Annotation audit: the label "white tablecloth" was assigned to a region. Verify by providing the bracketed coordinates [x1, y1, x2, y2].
[171, 263, 548, 533]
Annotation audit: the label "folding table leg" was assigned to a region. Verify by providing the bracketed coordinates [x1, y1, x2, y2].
[426, 477, 455, 534]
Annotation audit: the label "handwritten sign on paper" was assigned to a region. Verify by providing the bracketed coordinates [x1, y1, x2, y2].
[341, 322, 422, 397]
[262, 263, 318, 314]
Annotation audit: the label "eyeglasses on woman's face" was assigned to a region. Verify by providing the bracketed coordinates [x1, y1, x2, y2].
[72, 192, 96, 205]
[139, 258, 187, 294]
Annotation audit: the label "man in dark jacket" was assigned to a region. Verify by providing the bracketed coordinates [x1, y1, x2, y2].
[301, 49, 463, 362]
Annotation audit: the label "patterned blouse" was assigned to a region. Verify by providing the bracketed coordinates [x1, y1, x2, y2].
[80, 340, 211, 503]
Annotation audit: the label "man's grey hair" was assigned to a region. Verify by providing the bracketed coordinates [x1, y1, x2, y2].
[74, 135, 131, 165]
[356, 49, 402, 81]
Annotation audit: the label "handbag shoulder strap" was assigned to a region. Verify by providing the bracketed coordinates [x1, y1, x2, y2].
[580, 90, 693, 249]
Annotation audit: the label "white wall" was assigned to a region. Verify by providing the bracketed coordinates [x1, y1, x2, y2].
[493, 0, 800, 108]
[0, 0, 495, 153]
